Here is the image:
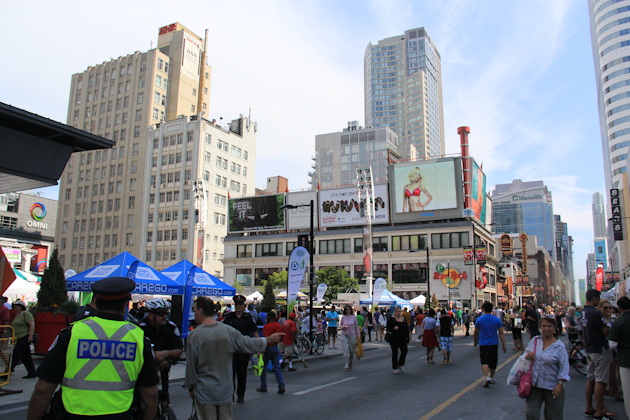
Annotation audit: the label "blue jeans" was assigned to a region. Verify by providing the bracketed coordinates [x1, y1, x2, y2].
[261, 345, 284, 389]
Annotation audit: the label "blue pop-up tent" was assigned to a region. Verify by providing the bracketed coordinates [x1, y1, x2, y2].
[360, 289, 411, 306]
[66, 251, 183, 295]
[161, 259, 235, 338]
[161, 259, 236, 297]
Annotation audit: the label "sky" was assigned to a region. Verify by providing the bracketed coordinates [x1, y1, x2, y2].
[1, 0, 603, 284]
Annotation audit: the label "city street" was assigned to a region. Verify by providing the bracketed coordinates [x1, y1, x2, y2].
[3, 331, 626, 419]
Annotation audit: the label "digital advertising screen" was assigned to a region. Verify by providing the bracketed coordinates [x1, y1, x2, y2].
[228, 194, 285, 233]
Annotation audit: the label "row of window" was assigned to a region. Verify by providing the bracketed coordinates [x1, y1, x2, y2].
[60, 233, 131, 250]
[61, 212, 135, 233]
[64, 178, 138, 201]
[147, 209, 189, 223]
[149, 190, 188, 204]
[145, 249, 185, 262]
[146, 229, 189, 242]
[236, 232, 471, 258]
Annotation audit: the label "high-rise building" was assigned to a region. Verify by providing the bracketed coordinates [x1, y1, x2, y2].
[592, 192, 607, 237]
[309, 121, 400, 189]
[490, 179, 556, 260]
[587, 252, 597, 287]
[55, 23, 254, 277]
[554, 214, 574, 281]
[364, 28, 444, 158]
[141, 116, 256, 276]
[588, 2, 630, 190]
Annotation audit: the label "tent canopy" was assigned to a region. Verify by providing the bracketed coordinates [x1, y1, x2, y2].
[161, 259, 235, 297]
[14, 268, 40, 283]
[3, 276, 39, 297]
[66, 252, 183, 295]
[360, 289, 411, 306]
[245, 291, 263, 303]
[409, 294, 426, 306]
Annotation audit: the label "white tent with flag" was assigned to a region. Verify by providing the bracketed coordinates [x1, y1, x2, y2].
[409, 294, 427, 307]
[360, 289, 411, 306]
[3, 277, 39, 300]
[246, 291, 263, 303]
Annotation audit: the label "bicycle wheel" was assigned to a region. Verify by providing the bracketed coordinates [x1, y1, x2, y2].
[297, 336, 311, 356]
[314, 338, 324, 355]
[572, 348, 587, 376]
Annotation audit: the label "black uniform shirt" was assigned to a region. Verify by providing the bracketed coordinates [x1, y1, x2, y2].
[223, 311, 258, 337]
[139, 319, 183, 351]
[72, 304, 98, 323]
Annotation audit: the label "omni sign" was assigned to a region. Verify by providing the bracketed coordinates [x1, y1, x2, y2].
[27, 203, 48, 230]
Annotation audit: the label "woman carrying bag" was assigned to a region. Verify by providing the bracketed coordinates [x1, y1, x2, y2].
[523, 316, 570, 420]
[386, 306, 409, 373]
[9, 300, 36, 378]
[339, 306, 360, 372]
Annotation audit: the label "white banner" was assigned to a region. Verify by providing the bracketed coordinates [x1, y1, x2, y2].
[319, 184, 390, 227]
[286, 191, 318, 230]
[287, 246, 309, 302]
[316, 283, 328, 302]
[372, 277, 387, 308]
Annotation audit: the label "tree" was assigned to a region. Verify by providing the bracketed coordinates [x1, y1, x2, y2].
[431, 293, 439, 310]
[385, 277, 394, 291]
[268, 271, 288, 290]
[261, 278, 276, 310]
[37, 248, 68, 308]
[233, 279, 245, 295]
[316, 267, 359, 303]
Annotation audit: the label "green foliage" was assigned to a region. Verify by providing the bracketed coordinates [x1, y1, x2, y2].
[58, 299, 80, 315]
[431, 293, 439, 309]
[233, 279, 245, 295]
[261, 278, 276, 310]
[37, 248, 68, 308]
[384, 277, 394, 291]
[268, 271, 288, 289]
[316, 267, 359, 303]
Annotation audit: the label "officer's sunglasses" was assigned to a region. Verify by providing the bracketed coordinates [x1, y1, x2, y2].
[234, 300, 246, 305]
[153, 309, 170, 316]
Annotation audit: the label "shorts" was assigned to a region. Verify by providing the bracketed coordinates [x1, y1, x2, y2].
[586, 351, 612, 384]
[479, 345, 498, 369]
[328, 326, 338, 337]
[373, 323, 381, 332]
[440, 336, 453, 352]
[279, 343, 294, 358]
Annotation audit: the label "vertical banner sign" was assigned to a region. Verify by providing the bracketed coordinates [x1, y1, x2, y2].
[520, 233, 528, 274]
[181, 266, 197, 339]
[475, 247, 487, 265]
[362, 226, 373, 280]
[596, 266, 604, 292]
[372, 277, 387, 308]
[287, 246, 309, 313]
[463, 247, 474, 265]
[611, 189, 624, 241]
[316, 283, 328, 302]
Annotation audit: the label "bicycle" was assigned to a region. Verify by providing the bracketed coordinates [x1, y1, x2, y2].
[131, 362, 179, 420]
[568, 339, 587, 376]
[293, 333, 312, 357]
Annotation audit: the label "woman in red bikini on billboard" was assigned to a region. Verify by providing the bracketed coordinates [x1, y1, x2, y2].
[402, 167, 433, 212]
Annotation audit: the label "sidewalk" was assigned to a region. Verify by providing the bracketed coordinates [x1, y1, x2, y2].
[0, 337, 387, 410]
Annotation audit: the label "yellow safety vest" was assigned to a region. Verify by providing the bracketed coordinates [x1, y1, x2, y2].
[61, 317, 145, 416]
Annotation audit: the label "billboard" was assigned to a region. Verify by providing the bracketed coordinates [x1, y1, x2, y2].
[389, 157, 464, 223]
[319, 184, 389, 227]
[182, 32, 201, 82]
[285, 191, 318, 230]
[228, 194, 285, 233]
[595, 238, 608, 269]
[470, 158, 487, 224]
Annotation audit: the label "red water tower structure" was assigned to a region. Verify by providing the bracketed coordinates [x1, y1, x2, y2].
[458, 126, 471, 210]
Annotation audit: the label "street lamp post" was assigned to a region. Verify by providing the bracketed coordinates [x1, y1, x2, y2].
[281, 200, 315, 344]
[409, 243, 430, 309]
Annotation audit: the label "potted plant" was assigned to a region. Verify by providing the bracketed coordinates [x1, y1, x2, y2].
[33, 248, 71, 354]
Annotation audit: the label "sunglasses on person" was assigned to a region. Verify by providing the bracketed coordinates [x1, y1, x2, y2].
[153, 309, 170, 316]
[602, 306, 612, 310]
[234, 300, 246, 305]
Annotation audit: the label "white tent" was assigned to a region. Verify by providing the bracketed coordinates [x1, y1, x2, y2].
[409, 294, 426, 307]
[246, 291, 263, 303]
[3, 277, 40, 299]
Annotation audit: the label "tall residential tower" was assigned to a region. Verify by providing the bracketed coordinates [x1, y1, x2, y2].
[592, 191, 607, 237]
[364, 28, 445, 158]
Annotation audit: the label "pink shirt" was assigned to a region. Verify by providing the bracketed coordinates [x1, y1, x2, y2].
[339, 315, 360, 336]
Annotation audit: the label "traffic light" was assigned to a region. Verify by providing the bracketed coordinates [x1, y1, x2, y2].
[297, 234, 310, 251]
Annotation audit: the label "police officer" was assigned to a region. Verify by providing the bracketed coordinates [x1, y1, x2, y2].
[72, 295, 98, 322]
[27, 277, 159, 420]
[139, 298, 182, 396]
[223, 294, 259, 403]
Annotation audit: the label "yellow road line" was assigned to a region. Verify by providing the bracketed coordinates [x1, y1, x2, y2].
[418, 351, 522, 420]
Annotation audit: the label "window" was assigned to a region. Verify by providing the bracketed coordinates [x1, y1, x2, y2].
[319, 239, 351, 254]
[126, 233, 133, 246]
[255, 243, 282, 257]
[430, 232, 469, 249]
[147, 231, 153, 242]
[204, 152, 211, 163]
[128, 196, 135, 209]
[182, 229, 188, 240]
[237, 244, 252, 258]
[134, 126, 141, 138]
[164, 230, 170, 241]
[214, 213, 226, 225]
[214, 194, 226, 206]
[112, 234, 118, 247]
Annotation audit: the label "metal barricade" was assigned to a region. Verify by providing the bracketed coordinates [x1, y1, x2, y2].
[0, 325, 19, 394]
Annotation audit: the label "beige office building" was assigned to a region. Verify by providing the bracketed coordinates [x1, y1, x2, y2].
[55, 23, 254, 278]
[141, 116, 256, 277]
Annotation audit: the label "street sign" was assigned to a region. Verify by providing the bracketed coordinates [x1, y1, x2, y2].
[436, 263, 445, 272]
[611, 189, 624, 241]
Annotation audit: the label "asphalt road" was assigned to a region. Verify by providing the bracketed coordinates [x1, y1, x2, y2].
[6, 333, 628, 420]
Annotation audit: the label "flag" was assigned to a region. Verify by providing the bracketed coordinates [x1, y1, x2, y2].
[0, 247, 16, 295]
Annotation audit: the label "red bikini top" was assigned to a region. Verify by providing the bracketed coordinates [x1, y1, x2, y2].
[405, 188, 421, 198]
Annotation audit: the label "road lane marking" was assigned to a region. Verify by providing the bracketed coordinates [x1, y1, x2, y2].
[292, 376, 358, 395]
[418, 351, 522, 420]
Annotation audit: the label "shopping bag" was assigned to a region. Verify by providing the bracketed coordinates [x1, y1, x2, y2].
[507, 353, 531, 385]
[518, 371, 533, 398]
[355, 336, 364, 359]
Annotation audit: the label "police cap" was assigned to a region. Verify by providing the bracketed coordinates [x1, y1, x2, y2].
[92, 277, 136, 300]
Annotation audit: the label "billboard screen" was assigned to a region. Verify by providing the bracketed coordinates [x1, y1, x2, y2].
[595, 238, 608, 269]
[319, 184, 390, 227]
[228, 194, 285, 233]
[285, 191, 318, 230]
[389, 157, 464, 223]
[470, 158, 487, 224]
